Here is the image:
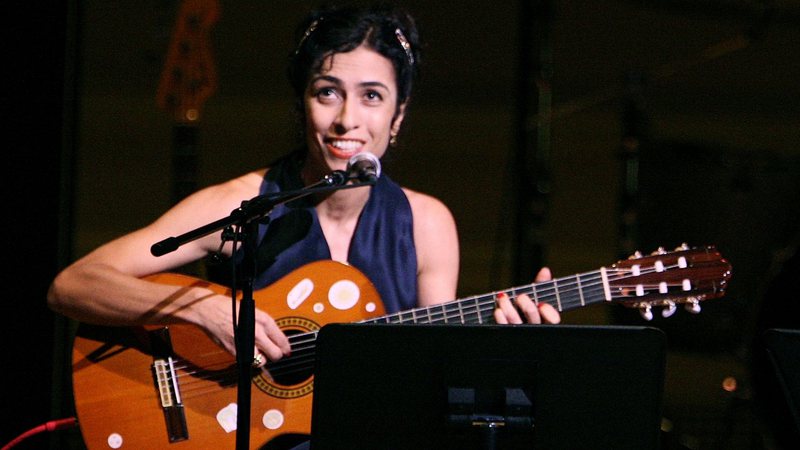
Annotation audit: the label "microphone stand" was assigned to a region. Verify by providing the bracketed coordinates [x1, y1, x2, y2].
[150, 170, 373, 450]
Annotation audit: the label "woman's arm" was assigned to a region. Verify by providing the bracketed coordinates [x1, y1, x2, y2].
[47, 170, 291, 360]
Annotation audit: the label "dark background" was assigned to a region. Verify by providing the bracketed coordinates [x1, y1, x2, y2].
[5, 1, 800, 449]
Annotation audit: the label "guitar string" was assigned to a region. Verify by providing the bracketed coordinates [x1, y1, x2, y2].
[165, 259, 711, 395]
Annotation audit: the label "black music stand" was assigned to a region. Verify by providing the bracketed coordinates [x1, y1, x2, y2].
[310, 324, 666, 450]
[763, 328, 800, 435]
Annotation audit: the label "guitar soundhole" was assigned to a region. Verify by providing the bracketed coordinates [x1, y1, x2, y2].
[262, 329, 314, 388]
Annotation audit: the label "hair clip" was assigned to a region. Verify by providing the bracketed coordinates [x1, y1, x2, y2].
[295, 18, 322, 55]
[394, 28, 414, 65]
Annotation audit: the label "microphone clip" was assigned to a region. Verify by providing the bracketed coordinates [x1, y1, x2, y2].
[324, 170, 348, 186]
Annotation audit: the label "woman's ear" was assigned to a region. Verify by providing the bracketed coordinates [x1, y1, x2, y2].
[391, 101, 408, 135]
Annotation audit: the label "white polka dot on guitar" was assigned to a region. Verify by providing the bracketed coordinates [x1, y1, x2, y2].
[328, 279, 360, 310]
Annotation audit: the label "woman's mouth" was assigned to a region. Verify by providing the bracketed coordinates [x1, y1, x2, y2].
[325, 139, 364, 160]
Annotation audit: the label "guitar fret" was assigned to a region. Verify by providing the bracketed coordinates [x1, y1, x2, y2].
[439, 304, 449, 324]
[447, 302, 461, 324]
[554, 278, 562, 311]
[577, 274, 585, 307]
[426, 305, 436, 324]
[448, 302, 457, 323]
[560, 275, 584, 310]
[446, 303, 458, 324]
[585, 272, 608, 306]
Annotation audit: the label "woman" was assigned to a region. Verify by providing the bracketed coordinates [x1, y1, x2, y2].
[48, 4, 559, 447]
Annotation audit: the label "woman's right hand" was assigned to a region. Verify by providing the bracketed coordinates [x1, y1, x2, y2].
[195, 294, 292, 365]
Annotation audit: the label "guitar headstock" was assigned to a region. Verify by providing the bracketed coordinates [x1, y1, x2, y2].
[609, 244, 732, 320]
[156, 0, 220, 123]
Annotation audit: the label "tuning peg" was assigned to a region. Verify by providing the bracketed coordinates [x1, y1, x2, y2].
[685, 299, 701, 314]
[628, 251, 643, 260]
[651, 247, 667, 256]
[661, 301, 677, 318]
[675, 243, 690, 251]
[639, 304, 653, 321]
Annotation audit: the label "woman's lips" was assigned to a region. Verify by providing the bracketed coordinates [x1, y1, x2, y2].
[326, 138, 364, 160]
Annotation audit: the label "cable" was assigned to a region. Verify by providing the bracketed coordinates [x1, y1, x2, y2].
[1, 417, 78, 450]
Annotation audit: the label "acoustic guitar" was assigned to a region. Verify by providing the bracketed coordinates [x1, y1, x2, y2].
[71, 244, 731, 449]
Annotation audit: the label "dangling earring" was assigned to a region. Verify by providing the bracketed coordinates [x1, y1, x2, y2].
[389, 131, 398, 147]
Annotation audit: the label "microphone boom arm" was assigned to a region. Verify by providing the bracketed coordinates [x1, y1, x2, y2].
[150, 173, 374, 257]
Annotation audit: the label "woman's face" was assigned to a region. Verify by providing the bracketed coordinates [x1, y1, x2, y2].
[305, 44, 405, 172]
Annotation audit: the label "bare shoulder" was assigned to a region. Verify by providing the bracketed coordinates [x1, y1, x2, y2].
[402, 187, 455, 226]
[165, 169, 267, 218]
[401, 188, 459, 305]
[139, 169, 268, 254]
[194, 169, 267, 204]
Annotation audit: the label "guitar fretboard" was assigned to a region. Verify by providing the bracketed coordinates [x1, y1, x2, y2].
[362, 269, 608, 325]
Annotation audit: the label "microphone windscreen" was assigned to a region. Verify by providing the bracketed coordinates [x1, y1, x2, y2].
[347, 152, 382, 180]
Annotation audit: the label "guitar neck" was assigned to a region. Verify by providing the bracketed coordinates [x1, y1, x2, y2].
[365, 269, 608, 325]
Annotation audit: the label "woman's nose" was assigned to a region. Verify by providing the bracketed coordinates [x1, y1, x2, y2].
[333, 98, 359, 132]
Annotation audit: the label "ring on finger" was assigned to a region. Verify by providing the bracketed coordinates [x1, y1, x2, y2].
[252, 353, 265, 368]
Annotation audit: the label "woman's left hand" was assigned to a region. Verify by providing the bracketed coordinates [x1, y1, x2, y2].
[494, 267, 561, 324]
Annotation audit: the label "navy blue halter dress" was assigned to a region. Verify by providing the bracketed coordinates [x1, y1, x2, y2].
[248, 151, 418, 314]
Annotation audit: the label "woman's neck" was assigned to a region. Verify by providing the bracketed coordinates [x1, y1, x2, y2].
[316, 185, 370, 221]
[300, 155, 370, 222]
[314, 183, 371, 263]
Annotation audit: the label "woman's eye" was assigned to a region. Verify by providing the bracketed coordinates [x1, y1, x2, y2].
[364, 91, 383, 102]
[316, 87, 337, 100]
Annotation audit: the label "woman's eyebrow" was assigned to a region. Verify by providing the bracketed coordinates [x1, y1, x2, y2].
[359, 81, 391, 91]
[310, 76, 390, 92]
[310, 75, 343, 86]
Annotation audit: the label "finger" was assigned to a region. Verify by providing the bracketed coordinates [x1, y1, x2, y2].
[494, 292, 523, 324]
[515, 294, 542, 324]
[493, 307, 508, 324]
[538, 302, 561, 324]
[257, 339, 287, 362]
[535, 267, 552, 282]
[255, 314, 291, 361]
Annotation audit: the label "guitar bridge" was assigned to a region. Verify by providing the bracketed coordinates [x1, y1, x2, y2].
[150, 328, 189, 443]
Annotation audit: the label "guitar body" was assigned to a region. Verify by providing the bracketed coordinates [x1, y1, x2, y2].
[72, 260, 385, 449]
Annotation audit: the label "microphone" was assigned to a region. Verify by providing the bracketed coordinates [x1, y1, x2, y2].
[346, 152, 381, 183]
